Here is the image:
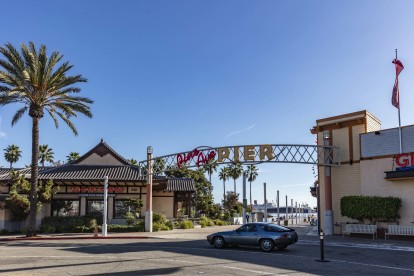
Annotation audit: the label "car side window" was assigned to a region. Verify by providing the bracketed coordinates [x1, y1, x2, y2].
[238, 225, 249, 232]
[248, 225, 257, 232]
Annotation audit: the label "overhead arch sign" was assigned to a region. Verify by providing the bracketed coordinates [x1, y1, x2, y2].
[139, 144, 340, 174]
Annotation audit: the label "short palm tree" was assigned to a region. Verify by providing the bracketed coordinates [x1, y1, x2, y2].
[246, 164, 259, 210]
[38, 144, 54, 167]
[218, 166, 229, 204]
[0, 42, 93, 236]
[66, 152, 80, 163]
[4, 144, 22, 168]
[228, 162, 243, 194]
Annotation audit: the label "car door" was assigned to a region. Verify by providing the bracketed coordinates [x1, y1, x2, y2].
[231, 224, 259, 245]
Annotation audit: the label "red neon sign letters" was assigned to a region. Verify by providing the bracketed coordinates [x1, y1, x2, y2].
[176, 148, 216, 169]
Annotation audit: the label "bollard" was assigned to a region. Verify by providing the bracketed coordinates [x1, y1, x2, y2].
[315, 229, 329, 262]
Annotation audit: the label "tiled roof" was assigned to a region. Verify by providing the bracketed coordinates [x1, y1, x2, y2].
[166, 178, 195, 191]
[0, 167, 54, 181]
[38, 164, 144, 181]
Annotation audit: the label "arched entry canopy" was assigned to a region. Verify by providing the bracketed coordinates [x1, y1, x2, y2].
[138, 144, 340, 175]
[139, 144, 340, 232]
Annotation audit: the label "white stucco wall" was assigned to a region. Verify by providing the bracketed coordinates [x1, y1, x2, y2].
[360, 158, 414, 225]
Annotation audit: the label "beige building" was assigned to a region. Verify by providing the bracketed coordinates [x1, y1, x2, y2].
[312, 110, 414, 235]
[0, 140, 195, 232]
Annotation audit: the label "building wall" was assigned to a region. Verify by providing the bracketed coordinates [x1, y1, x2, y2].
[360, 158, 414, 225]
[153, 191, 174, 218]
[77, 153, 124, 165]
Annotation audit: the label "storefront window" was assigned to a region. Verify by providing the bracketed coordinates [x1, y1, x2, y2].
[114, 200, 139, 219]
[51, 200, 79, 217]
[87, 200, 104, 216]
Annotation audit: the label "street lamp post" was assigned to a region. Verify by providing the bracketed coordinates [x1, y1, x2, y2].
[145, 146, 153, 232]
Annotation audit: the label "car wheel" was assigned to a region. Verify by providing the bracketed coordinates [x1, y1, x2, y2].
[213, 236, 225, 249]
[276, 245, 287, 250]
[260, 239, 275, 252]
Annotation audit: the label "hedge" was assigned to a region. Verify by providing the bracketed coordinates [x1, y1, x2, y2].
[340, 195, 401, 223]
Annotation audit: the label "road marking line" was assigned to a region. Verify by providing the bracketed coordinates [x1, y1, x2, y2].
[331, 259, 414, 273]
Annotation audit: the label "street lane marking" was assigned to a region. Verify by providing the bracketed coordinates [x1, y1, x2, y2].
[299, 240, 414, 252]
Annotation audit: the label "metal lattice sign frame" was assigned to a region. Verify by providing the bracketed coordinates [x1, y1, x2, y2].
[138, 144, 340, 176]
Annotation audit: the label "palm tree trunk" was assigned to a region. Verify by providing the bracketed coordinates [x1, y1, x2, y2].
[27, 117, 40, 237]
[234, 179, 236, 194]
[249, 180, 252, 211]
[223, 179, 226, 204]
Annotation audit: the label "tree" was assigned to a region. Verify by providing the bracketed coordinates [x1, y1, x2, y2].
[218, 166, 229, 204]
[168, 167, 214, 216]
[38, 144, 54, 167]
[128, 158, 138, 165]
[4, 170, 56, 229]
[228, 162, 243, 193]
[4, 144, 22, 168]
[153, 158, 166, 175]
[201, 159, 218, 184]
[0, 42, 93, 237]
[66, 152, 80, 163]
[222, 191, 242, 216]
[246, 164, 258, 210]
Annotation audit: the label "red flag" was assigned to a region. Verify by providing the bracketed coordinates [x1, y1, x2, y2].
[392, 58, 404, 108]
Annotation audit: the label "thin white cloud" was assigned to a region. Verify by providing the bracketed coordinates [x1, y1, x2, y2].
[224, 124, 256, 139]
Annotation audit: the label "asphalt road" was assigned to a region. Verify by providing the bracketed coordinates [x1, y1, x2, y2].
[1, 232, 414, 275]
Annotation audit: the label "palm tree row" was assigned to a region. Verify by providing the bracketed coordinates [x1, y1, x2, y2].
[212, 162, 259, 209]
[0, 42, 93, 236]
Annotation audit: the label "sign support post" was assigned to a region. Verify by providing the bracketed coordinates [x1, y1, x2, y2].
[102, 176, 108, 237]
[242, 172, 247, 224]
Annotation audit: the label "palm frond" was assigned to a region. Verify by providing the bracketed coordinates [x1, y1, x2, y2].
[11, 106, 28, 125]
[56, 111, 78, 135]
[46, 108, 59, 128]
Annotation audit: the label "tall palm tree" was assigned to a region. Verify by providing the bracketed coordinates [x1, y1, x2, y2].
[4, 144, 22, 168]
[218, 166, 229, 204]
[246, 164, 259, 210]
[228, 162, 243, 194]
[66, 152, 80, 163]
[0, 42, 93, 236]
[38, 144, 54, 167]
[202, 159, 218, 184]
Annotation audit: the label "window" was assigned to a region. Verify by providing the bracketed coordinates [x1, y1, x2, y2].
[237, 224, 257, 232]
[51, 200, 79, 217]
[87, 200, 104, 216]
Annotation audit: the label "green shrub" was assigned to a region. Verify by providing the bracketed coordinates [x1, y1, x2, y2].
[153, 212, 167, 224]
[0, 229, 10, 235]
[179, 220, 194, 229]
[213, 219, 228, 226]
[153, 222, 163, 232]
[124, 212, 136, 226]
[199, 221, 207, 228]
[341, 195, 402, 223]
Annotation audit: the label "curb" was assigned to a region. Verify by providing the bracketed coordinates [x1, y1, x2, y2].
[0, 236, 151, 242]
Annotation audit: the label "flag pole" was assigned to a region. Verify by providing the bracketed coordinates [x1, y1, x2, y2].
[396, 49, 402, 154]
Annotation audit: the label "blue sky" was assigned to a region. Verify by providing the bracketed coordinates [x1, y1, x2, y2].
[1, 1, 414, 208]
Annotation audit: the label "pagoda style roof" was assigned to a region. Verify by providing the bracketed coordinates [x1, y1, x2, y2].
[74, 139, 132, 165]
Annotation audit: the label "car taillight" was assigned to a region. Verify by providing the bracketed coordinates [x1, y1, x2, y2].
[281, 233, 290, 238]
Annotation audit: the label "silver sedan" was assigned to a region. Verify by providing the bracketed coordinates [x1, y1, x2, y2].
[207, 222, 298, 252]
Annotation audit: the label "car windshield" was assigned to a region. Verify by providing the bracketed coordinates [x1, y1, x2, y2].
[259, 224, 291, 232]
